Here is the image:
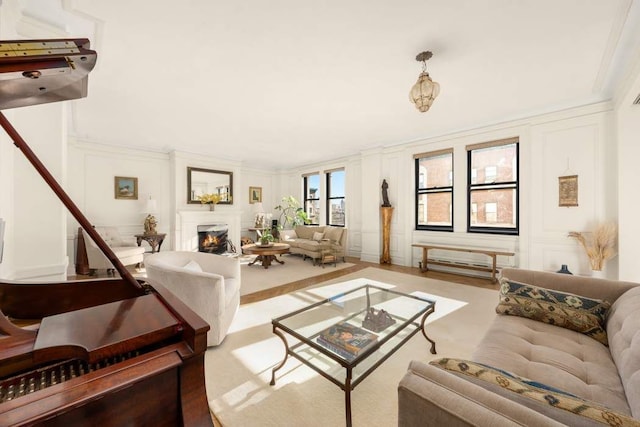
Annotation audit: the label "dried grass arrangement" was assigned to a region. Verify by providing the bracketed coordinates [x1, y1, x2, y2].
[568, 222, 617, 271]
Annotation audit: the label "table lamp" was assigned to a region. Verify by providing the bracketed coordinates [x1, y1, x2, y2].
[253, 202, 265, 228]
[143, 196, 158, 235]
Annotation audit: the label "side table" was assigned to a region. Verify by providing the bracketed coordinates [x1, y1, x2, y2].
[317, 240, 337, 268]
[135, 233, 166, 254]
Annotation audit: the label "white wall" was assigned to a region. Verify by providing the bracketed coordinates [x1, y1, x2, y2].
[617, 65, 640, 281]
[63, 143, 273, 266]
[281, 102, 621, 279]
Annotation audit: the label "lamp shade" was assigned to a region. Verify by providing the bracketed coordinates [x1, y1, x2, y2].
[252, 202, 264, 213]
[144, 198, 157, 214]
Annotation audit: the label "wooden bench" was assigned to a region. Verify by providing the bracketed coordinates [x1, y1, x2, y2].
[412, 243, 515, 283]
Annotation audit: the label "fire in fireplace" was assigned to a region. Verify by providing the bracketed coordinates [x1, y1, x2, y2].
[197, 224, 228, 254]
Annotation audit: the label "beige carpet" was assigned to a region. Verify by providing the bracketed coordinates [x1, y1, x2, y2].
[205, 267, 498, 426]
[239, 253, 354, 296]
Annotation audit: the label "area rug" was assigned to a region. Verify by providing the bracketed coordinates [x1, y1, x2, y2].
[205, 267, 498, 426]
[239, 253, 354, 296]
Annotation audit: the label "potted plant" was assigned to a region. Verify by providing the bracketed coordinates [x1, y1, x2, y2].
[258, 228, 275, 247]
[568, 222, 617, 273]
[275, 196, 310, 229]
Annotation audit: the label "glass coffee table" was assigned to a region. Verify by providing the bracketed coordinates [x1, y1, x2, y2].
[270, 283, 436, 427]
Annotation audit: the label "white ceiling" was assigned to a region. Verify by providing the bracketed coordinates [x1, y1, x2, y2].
[18, 0, 640, 169]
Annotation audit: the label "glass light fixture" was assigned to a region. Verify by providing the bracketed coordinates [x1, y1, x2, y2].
[409, 51, 440, 112]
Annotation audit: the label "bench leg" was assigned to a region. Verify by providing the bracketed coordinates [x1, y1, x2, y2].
[491, 254, 497, 283]
[420, 248, 430, 272]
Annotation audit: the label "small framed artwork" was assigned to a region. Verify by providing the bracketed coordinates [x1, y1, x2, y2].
[249, 186, 262, 204]
[115, 176, 138, 200]
[558, 175, 578, 207]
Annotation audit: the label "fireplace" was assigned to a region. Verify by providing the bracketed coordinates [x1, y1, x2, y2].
[197, 224, 228, 254]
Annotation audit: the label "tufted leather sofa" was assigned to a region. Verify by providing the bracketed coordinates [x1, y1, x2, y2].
[398, 268, 640, 426]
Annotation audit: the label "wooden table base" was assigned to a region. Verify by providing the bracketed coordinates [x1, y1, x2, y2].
[248, 254, 285, 269]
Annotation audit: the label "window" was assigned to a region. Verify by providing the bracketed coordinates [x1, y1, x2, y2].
[414, 149, 453, 231]
[467, 138, 519, 235]
[303, 173, 320, 225]
[326, 169, 345, 226]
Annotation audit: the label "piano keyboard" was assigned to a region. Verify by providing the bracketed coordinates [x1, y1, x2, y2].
[0, 351, 140, 403]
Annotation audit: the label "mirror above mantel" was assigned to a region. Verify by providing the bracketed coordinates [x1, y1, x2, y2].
[187, 167, 233, 204]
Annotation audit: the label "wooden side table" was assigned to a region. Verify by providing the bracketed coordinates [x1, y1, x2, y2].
[135, 233, 167, 254]
[317, 240, 337, 268]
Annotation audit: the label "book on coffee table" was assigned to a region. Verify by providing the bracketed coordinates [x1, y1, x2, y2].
[316, 321, 378, 359]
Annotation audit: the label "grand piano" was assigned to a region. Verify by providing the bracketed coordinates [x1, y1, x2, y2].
[0, 39, 213, 426]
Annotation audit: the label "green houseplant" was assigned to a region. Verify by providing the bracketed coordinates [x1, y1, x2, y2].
[275, 196, 310, 229]
[258, 228, 275, 246]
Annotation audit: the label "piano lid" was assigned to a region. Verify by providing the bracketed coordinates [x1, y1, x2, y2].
[0, 38, 96, 110]
[0, 37, 139, 289]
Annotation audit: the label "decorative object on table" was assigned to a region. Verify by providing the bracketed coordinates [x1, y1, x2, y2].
[198, 193, 230, 211]
[114, 176, 138, 200]
[558, 175, 578, 207]
[316, 321, 378, 359]
[568, 222, 617, 272]
[249, 186, 262, 204]
[380, 179, 393, 264]
[409, 51, 440, 113]
[362, 307, 396, 332]
[275, 196, 310, 229]
[257, 228, 275, 247]
[556, 264, 573, 275]
[252, 202, 265, 228]
[142, 196, 158, 235]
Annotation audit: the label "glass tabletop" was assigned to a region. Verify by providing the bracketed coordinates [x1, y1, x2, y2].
[271, 283, 436, 387]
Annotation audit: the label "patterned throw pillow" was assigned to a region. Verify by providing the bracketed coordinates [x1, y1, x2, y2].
[312, 232, 325, 241]
[497, 278, 611, 346]
[431, 358, 639, 427]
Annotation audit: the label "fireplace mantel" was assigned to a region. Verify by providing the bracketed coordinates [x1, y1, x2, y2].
[176, 210, 242, 252]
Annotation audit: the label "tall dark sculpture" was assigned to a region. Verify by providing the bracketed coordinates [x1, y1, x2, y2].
[381, 179, 393, 264]
[382, 179, 392, 207]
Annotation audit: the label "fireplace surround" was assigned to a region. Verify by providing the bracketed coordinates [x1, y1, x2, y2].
[176, 210, 241, 253]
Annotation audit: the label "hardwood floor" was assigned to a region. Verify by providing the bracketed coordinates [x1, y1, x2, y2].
[240, 256, 499, 305]
[72, 258, 498, 306]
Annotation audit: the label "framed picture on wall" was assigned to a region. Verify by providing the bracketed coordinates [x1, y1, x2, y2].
[249, 186, 262, 204]
[558, 175, 578, 207]
[115, 176, 138, 200]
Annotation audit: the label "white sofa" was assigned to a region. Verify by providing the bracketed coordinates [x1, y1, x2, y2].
[82, 226, 145, 275]
[144, 251, 240, 347]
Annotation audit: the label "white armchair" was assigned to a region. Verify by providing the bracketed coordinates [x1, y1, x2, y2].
[82, 227, 145, 275]
[143, 251, 241, 346]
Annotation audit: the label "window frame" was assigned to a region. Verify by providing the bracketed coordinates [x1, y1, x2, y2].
[326, 169, 346, 227]
[303, 173, 320, 225]
[414, 148, 454, 232]
[466, 138, 519, 235]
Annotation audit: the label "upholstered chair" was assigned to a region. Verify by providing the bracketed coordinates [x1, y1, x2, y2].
[143, 251, 241, 346]
[82, 227, 145, 275]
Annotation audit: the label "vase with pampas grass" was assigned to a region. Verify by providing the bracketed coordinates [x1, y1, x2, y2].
[568, 222, 617, 272]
